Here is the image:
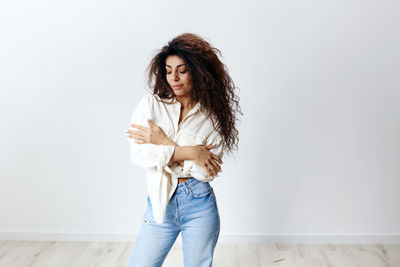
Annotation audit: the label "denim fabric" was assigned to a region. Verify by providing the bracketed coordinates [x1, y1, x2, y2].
[127, 177, 220, 267]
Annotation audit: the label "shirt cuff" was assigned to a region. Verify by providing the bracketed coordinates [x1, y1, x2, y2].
[182, 159, 215, 182]
[156, 145, 176, 171]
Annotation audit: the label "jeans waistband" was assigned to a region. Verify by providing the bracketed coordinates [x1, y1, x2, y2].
[175, 177, 202, 194]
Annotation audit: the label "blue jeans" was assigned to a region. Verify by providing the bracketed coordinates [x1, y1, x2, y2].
[127, 177, 220, 267]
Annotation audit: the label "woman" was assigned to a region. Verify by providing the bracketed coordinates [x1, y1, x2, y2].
[125, 33, 241, 267]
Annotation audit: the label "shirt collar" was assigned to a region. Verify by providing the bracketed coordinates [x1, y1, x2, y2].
[171, 96, 205, 116]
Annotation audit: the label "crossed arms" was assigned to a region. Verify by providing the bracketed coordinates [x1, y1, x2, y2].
[126, 119, 223, 177]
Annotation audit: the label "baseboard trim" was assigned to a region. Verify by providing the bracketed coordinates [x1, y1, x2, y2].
[0, 232, 399, 244]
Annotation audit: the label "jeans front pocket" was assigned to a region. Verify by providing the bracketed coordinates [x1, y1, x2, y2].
[189, 181, 212, 198]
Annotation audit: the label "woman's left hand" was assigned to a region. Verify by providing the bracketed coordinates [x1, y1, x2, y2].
[126, 119, 167, 145]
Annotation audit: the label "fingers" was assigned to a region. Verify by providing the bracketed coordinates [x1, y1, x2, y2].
[204, 163, 213, 177]
[203, 158, 222, 177]
[147, 119, 157, 128]
[207, 159, 221, 176]
[130, 134, 146, 144]
[126, 129, 145, 138]
[132, 134, 145, 143]
[129, 123, 148, 131]
[206, 143, 216, 150]
[127, 129, 145, 136]
[125, 128, 147, 144]
[211, 153, 223, 164]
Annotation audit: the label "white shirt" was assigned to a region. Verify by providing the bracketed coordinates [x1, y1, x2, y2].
[127, 93, 225, 224]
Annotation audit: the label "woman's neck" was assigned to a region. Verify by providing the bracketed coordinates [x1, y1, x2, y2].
[176, 95, 196, 110]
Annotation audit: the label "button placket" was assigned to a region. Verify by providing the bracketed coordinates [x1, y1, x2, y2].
[173, 101, 199, 136]
[173, 103, 181, 136]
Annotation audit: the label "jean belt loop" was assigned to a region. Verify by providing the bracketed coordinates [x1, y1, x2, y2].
[183, 182, 190, 195]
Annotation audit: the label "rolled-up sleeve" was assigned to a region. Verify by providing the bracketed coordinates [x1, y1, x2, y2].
[127, 94, 176, 171]
[182, 129, 225, 182]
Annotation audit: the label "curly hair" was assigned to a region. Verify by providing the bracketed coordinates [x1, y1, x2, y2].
[145, 32, 243, 158]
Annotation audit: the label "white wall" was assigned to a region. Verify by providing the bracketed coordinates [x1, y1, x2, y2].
[0, 0, 399, 243]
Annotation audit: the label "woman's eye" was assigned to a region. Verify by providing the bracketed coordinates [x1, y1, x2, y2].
[166, 71, 185, 75]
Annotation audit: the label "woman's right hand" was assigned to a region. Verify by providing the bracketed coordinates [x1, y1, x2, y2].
[193, 144, 223, 177]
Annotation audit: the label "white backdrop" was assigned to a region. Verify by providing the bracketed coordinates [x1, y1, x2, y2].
[0, 0, 399, 244]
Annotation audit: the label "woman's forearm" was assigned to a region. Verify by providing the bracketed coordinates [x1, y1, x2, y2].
[163, 137, 196, 166]
[170, 146, 197, 163]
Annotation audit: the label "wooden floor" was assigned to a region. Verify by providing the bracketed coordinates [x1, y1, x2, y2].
[0, 240, 399, 267]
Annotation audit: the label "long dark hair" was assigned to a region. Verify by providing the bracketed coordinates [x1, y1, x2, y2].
[145, 32, 242, 157]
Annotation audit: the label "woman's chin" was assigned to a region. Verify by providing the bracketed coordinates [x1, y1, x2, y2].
[173, 89, 192, 98]
[173, 90, 184, 96]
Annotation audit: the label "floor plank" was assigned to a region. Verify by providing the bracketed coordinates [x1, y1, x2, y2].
[0, 241, 398, 267]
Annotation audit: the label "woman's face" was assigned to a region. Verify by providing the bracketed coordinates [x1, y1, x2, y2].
[165, 55, 193, 98]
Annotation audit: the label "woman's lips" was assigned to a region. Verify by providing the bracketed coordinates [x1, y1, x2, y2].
[172, 85, 183, 89]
